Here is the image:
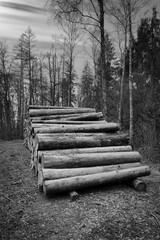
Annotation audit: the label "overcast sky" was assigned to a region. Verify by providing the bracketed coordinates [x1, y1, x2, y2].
[0, 0, 57, 43]
[0, 0, 160, 40]
[0, 0, 160, 76]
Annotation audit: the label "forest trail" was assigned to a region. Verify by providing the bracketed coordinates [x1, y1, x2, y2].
[0, 140, 160, 240]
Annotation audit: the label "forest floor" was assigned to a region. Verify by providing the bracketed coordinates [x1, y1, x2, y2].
[0, 140, 160, 240]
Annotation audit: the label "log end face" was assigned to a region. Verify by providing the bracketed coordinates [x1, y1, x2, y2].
[130, 179, 147, 192]
[136, 182, 147, 192]
[69, 191, 79, 201]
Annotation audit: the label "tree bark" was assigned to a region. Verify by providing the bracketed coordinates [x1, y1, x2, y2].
[41, 151, 141, 168]
[38, 162, 141, 188]
[36, 132, 129, 150]
[28, 105, 74, 109]
[118, 27, 127, 126]
[128, 0, 133, 146]
[30, 112, 103, 121]
[62, 112, 103, 121]
[31, 120, 106, 125]
[37, 145, 132, 162]
[29, 108, 95, 117]
[98, 0, 107, 117]
[43, 166, 150, 194]
[33, 123, 120, 135]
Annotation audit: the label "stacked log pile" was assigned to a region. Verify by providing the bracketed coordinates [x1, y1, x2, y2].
[26, 105, 150, 198]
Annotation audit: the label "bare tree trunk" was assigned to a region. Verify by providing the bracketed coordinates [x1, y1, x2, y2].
[98, 0, 107, 118]
[57, 67, 60, 106]
[53, 53, 57, 105]
[69, 53, 73, 107]
[151, 8, 160, 154]
[40, 61, 43, 105]
[128, 0, 133, 146]
[118, 27, 127, 126]
[29, 42, 33, 105]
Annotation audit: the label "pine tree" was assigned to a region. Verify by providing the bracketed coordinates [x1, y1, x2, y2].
[80, 62, 94, 108]
[130, 7, 160, 157]
[0, 40, 14, 139]
[21, 27, 37, 105]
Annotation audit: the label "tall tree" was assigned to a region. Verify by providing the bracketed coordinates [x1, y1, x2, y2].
[95, 32, 116, 116]
[128, 0, 133, 145]
[134, 7, 160, 154]
[106, 0, 129, 125]
[0, 40, 14, 139]
[22, 27, 37, 105]
[107, 0, 148, 144]
[14, 34, 27, 138]
[46, 0, 108, 116]
[80, 62, 94, 108]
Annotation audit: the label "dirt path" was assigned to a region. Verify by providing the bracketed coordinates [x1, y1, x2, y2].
[0, 140, 160, 240]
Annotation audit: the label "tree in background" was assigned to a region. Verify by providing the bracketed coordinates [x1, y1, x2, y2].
[79, 32, 116, 118]
[79, 62, 94, 108]
[107, 0, 148, 145]
[46, 1, 83, 106]
[0, 40, 15, 139]
[21, 27, 37, 105]
[63, 59, 77, 106]
[95, 32, 116, 118]
[132, 7, 160, 157]
[13, 34, 26, 138]
[46, 0, 109, 116]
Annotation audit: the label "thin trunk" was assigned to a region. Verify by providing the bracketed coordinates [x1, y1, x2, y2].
[151, 9, 160, 154]
[40, 62, 43, 105]
[118, 27, 127, 126]
[62, 42, 65, 106]
[57, 66, 60, 106]
[98, 0, 107, 118]
[48, 55, 52, 104]
[29, 41, 32, 105]
[69, 54, 73, 106]
[53, 53, 57, 105]
[21, 49, 24, 139]
[128, 0, 133, 146]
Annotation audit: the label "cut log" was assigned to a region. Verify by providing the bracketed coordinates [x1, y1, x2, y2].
[33, 123, 120, 135]
[29, 108, 95, 117]
[31, 122, 108, 134]
[31, 120, 106, 125]
[38, 162, 141, 189]
[41, 151, 141, 169]
[36, 133, 129, 150]
[30, 113, 86, 120]
[37, 145, 133, 162]
[69, 191, 79, 201]
[63, 112, 103, 121]
[30, 112, 103, 121]
[43, 166, 150, 194]
[36, 132, 110, 138]
[130, 179, 147, 191]
[29, 105, 74, 109]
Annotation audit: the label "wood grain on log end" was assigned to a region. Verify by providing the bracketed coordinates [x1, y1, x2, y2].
[130, 179, 147, 192]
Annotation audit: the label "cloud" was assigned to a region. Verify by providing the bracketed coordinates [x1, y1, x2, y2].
[0, 1, 44, 14]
